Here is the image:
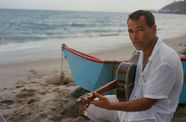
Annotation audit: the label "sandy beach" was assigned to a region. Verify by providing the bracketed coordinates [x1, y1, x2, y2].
[0, 35, 186, 122]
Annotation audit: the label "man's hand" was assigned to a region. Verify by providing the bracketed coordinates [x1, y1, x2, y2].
[90, 92, 112, 110]
[89, 92, 158, 111]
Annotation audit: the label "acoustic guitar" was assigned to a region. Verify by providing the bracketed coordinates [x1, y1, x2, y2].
[77, 52, 139, 115]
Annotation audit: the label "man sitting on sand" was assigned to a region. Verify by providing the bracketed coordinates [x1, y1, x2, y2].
[83, 10, 183, 122]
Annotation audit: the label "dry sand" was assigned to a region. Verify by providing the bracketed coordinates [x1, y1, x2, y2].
[0, 35, 186, 122]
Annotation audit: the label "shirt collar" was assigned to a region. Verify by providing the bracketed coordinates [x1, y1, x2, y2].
[148, 38, 161, 62]
[135, 38, 161, 63]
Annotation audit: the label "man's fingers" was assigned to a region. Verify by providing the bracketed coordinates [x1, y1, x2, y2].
[93, 92, 104, 100]
[90, 99, 103, 104]
[81, 93, 93, 101]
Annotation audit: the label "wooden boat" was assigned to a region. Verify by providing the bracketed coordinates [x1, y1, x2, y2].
[62, 44, 186, 104]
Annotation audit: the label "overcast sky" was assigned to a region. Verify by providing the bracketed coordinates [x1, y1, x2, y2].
[0, 0, 175, 12]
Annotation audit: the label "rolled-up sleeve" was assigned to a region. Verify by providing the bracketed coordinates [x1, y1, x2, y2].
[143, 64, 175, 99]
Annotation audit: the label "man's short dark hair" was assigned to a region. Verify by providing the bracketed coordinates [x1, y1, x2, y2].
[127, 10, 155, 28]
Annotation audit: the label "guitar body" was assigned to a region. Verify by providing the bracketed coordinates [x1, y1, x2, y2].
[115, 62, 137, 101]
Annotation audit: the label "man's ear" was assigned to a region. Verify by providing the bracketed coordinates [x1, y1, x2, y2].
[152, 24, 157, 34]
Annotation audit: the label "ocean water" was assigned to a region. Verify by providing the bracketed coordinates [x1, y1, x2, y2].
[0, 9, 186, 64]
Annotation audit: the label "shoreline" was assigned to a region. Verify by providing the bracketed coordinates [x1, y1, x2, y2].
[1, 33, 185, 66]
[1, 32, 186, 65]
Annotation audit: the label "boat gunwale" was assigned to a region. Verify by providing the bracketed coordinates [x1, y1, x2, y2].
[62, 44, 121, 64]
[181, 57, 186, 61]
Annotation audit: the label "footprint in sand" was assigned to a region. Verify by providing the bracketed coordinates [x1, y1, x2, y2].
[29, 69, 43, 78]
[0, 99, 14, 106]
[16, 89, 36, 99]
[16, 89, 37, 104]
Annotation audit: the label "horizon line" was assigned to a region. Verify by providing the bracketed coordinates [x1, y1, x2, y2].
[0, 7, 157, 13]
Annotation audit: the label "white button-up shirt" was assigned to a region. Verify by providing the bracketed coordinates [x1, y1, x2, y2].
[118, 39, 183, 122]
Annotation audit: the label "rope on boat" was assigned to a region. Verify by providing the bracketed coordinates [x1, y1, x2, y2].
[59, 44, 65, 84]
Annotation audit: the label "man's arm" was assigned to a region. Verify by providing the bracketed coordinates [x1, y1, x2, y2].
[90, 92, 158, 112]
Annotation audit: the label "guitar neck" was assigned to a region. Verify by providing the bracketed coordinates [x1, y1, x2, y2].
[94, 80, 116, 94]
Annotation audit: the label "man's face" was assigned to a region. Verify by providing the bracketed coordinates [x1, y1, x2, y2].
[128, 16, 156, 51]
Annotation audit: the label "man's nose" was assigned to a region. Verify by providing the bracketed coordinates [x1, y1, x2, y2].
[134, 31, 139, 40]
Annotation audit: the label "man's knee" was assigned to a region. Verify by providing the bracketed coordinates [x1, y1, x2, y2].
[84, 104, 119, 122]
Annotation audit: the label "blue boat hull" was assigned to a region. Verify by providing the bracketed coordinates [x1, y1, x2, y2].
[180, 61, 186, 104]
[63, 45, 119, 92]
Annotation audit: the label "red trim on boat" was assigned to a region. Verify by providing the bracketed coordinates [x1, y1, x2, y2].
[62, 44, 186, 63]
[181, 57, 186, 61]
[62, 44, 121, 64]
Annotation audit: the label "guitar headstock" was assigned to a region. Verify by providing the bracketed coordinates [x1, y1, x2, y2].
[76, 93, 95, 115]
[76, 98, 90, 115]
